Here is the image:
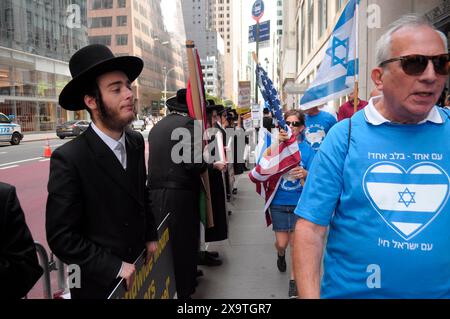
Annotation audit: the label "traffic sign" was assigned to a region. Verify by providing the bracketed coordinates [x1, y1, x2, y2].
[252, 0, 265, 22]
[248, 20, 270, 43]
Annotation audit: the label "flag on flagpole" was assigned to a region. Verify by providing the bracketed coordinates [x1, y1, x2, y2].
[185, 41, 214, 228]
[250, 63, 301, 226]
[256, 64, 289, 132]
[300, 0, 359, 110]
[249, 128, 300, 226]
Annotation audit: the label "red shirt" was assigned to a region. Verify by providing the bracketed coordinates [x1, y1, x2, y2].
[337, 99, 369, 121]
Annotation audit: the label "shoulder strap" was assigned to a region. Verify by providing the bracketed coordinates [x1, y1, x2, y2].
[347, 117, 352, 155]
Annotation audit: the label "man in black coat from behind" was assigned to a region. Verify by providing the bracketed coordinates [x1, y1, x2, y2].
[0, 182, 43, 298]
[148, 89, 207, 299]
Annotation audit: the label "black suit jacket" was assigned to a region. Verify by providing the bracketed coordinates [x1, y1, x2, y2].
[0, 182, 43, 299]
[46, 126, 157, 299]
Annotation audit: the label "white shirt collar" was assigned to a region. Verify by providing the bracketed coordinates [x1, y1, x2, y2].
[91, 122, 126, 152]
[364, 96, 444, 126]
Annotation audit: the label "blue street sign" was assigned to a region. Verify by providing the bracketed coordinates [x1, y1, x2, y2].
[248, 20, 270, 43]
[252, 0, 265, 22]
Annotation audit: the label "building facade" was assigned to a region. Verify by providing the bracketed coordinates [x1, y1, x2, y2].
[181, 0, 225, 99]
[0, 0, 88, 132]
[210, 0, 241, 103]
[87, 0, 186, 116]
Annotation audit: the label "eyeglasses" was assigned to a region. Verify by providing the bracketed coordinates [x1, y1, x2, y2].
[286, 121, 302, 127]
[379, 53, 449, 76]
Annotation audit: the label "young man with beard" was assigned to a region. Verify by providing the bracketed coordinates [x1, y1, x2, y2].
[46, 44, 158, 299]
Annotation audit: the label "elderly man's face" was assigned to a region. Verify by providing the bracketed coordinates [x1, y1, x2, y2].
[373, 26, 447, 123]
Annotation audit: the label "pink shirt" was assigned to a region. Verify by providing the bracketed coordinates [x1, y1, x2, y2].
[337, 99, 369, 121]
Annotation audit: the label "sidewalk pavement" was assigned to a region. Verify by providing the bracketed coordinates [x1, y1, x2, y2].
[22, 132, 59, 143]
[193, 174, 292, 299]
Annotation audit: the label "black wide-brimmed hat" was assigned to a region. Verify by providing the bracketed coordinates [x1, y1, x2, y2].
[166, 89, 190, 113]
[206, 99, 224, 114]
[59, 44, 144, 111]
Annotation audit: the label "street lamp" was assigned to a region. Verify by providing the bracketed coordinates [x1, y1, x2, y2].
[163, 66, 177, 116]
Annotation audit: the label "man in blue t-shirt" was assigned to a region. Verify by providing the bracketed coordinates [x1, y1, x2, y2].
[293, 15, 450, 299]
[303, 106, 337, 152]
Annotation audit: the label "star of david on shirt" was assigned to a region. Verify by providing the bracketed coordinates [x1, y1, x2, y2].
[398, 188, 416, 208]
[326, 36, 350, 68]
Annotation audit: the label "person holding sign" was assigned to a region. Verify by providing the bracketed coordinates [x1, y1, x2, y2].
[46, 44, 158, 299]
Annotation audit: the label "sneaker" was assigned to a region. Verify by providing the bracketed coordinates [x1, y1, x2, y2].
[277, 253, 286, 272]
[288, 280, 297, 299]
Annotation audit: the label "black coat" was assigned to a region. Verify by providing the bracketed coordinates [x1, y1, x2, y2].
[46, 126, 157, 299]
[148, 114, 207, 298]
[205, 129, 228, 243]
[0, 183, 43, 299]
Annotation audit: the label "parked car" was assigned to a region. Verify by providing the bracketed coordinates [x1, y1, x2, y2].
[131, 118, 146, 131]
[56, 120, 90, 139]
[0, 112, 23, 145]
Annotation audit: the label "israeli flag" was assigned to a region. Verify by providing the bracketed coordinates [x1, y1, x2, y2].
[300, 0, 359, 110]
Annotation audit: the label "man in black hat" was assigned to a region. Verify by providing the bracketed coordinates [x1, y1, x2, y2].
[147, 89, 207, 299]
[46, 44, 158, 299]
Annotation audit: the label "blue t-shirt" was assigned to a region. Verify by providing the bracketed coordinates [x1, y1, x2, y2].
[272, 141, 315, 206]
[295, 108, 450, 298]
[304, 111, 337, 151]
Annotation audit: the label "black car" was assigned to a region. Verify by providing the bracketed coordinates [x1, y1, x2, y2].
[56, 120, 90, 139]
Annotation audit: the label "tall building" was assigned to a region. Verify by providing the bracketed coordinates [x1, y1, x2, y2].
[181, 0, 225, 99]
[210, 0, 241, 103]
[202, 55, 223, 97]
[87, 0, 186, 115]
[0, 0, 88, 132]
[280, 0, 449, 111]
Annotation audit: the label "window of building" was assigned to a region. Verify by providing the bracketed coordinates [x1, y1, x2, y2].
[116, 34, 128, 46]
[308, 0, 314, 53]
[134, 18, 140, 29]
[89, 36, 112, 46]
[92, 0, 113, 10]
[90, 17, 113, 28]
[336, 0, 344, 11]
[300, 1, 305, 64]
[117, 0, 126, 8]
[117, 15, 127, 26]
[319, 0, 328, 37]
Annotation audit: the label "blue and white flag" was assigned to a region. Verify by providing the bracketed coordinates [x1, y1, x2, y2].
[300, 0, 359, 110]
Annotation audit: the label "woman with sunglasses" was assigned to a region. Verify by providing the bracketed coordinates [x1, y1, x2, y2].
[269, 109, 315, 299]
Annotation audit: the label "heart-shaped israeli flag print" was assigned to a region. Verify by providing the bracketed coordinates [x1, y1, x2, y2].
[363, 162, 450, 241]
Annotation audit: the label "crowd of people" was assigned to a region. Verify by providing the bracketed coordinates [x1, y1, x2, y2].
[1, 14, 449, 299]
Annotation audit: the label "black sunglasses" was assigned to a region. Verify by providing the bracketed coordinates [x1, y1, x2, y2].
[286, 121, 302, 127]
[379, 53, 449, 76]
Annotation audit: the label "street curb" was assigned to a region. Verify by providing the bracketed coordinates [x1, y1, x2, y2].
[22, 137, 59, 143]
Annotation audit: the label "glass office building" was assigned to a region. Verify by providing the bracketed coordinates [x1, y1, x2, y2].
[0, 0, 88, 132]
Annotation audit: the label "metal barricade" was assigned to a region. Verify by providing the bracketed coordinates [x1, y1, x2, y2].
[34, 241, 67, 299]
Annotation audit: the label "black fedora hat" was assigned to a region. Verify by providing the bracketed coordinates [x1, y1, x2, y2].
[206, 99, 224, 113]
[166, 89, 190, 113]
[59, 44, 143, 111]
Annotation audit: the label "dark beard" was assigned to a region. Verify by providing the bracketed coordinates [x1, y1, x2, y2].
[96, 91, 135, 131]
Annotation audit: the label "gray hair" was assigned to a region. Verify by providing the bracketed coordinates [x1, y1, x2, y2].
[376, 14, 448, 66]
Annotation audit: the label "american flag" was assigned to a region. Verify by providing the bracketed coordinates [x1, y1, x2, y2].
[249, 64, 301, 226]
[256, 64, 288, 132]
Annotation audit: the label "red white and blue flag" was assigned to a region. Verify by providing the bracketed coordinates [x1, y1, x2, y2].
[249, 64, 301, 226]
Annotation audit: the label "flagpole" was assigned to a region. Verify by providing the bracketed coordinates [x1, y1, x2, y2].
[186, 40, 214, 228]
[353, 0, 359, 114]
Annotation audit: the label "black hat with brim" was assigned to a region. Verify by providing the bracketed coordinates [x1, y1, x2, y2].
[166, 89, 190, 113]
[59, 44, 143, 111]
[206, 99, 224, 113]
